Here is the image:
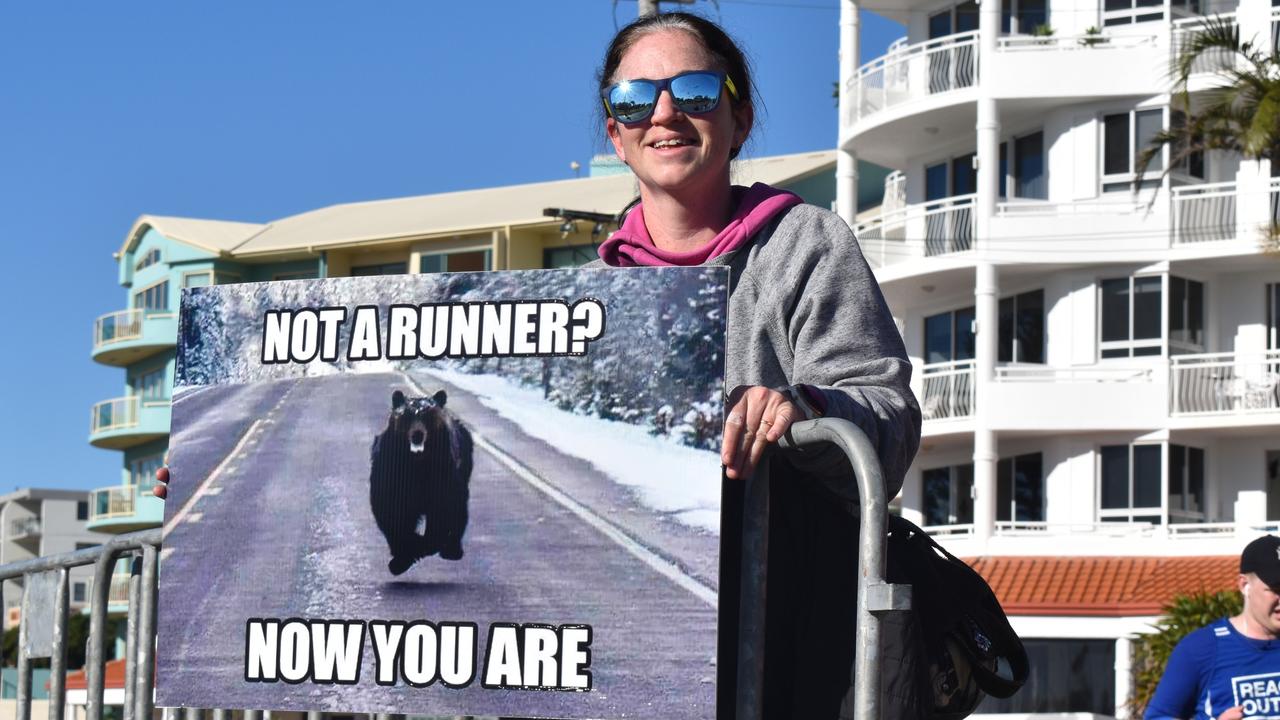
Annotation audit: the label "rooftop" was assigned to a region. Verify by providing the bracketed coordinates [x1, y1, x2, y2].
[968, 555, 1240, 616]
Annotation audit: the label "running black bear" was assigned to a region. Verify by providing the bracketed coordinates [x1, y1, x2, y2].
[369, 389, 474, 575]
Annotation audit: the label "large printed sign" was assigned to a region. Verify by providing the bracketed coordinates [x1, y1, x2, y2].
[156, 267, 728, 719]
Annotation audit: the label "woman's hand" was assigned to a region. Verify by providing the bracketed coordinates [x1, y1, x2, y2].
[154, 466, 170, 500]
[722, 385, 801, 480]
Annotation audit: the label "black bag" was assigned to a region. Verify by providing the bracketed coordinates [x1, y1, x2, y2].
[878, 516, 1029, 720]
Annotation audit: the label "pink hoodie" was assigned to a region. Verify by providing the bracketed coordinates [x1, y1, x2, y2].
[596, 182, 803, 267]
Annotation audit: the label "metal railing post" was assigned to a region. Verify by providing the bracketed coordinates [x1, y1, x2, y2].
[49, 568, 70, 720]
[125, 557, 141, 720]
[777, 418, 911, 720]
[734, 457, 771, 720]
[135, 544, 159, 720]
[17, 577, 31, 720]
[87, 543, 120, 720]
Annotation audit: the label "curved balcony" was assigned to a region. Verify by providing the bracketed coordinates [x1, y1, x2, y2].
[856, 194, 976, 268]
[92, 309, 177, 367]
[88, 396, 170, 449]
[87, 482, 164, 533]
[87, 481, 163, 532]
[844, 32, 978, 134]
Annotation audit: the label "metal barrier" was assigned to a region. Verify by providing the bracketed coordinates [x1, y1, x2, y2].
[737, 418, 911, 720]
[14, 423, 898, 720]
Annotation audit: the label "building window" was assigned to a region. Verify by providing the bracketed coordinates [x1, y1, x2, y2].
[1170, 110, 1206, 180]
[131, 367, 168, 403]
[923, 463, 975, 526]
[999, 289, 1045, 363]
[77, 501, 88, 521]
[1099, 444, 1163, 523]
[930, 1, 980, 37]
[129, 454, 165, 490]
[925, 307, 976, 364]
[1013, 131, 1047, 199]
[1001, 0, 1048, 33]
[183, 272, 212, 288]
[1168, 444, 1206, 523]
[132, 280, 169, 312]
[977, 639, 1116, 714]
[1102, 108, 1164, 193]
[1168, 276, 1205, 354]
[73, 581, 87, 604]
[134, 249, 161, 272]
[1100, 276, 1163, 358]
[273, 271, 318, 281]
[419, 249, 492, 274]
[1101, 275, 1204, 358]
[1102, 0, 1165, 25]
[545, 245, 600, 269]
[997, 452, 1045, 522]
[351, 262, 408, 276]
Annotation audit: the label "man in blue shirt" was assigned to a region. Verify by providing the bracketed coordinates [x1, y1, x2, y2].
[1146, 535, 1280, 720]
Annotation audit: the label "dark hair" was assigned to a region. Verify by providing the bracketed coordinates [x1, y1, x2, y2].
[596, 12, 757, 159]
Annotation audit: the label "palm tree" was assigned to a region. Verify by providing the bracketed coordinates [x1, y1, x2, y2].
[1137, 17, 1280, 185]
[1128, 589, 1242, 718]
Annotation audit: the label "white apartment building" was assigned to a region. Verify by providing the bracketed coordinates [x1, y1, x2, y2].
[836, 0, 1280, 714]
[0, 489, 109, 630]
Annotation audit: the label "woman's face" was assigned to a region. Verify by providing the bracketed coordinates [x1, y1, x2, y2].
[605, 30, 751, 200]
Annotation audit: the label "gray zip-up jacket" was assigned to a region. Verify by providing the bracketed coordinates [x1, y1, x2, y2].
[591, 201, 920, 495]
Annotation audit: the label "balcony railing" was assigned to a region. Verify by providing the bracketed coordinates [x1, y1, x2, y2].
[92, 485, 139, 521]
[856, 194, 976, 264]
[90, 396, 139, 434]
[995, 365, 1155, 382]
[1171, 12, 1238, 74]
[996, 31, 1161, 52]
[109, 571, 131, 606]
[847, 31, 978, 124]
[921, 359, 976, 421]
[1171, 350, 1280, 415]
[93, 309, 145, 348]
[1172, 181, 1237, 243]
[7, 517, 40, 539]
[920, 523, 975, 537]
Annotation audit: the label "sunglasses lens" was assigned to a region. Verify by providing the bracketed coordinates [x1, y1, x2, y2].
[671, 73, 723, 114]
[609, 80, 658, 123]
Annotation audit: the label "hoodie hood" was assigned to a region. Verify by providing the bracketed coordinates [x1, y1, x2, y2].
[597, 183, 803, 267]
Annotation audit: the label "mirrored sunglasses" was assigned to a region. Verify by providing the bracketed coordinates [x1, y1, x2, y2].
[602, 71, 739, 124]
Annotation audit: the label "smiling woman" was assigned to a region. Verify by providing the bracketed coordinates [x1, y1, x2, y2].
[586, 11, 922, 720]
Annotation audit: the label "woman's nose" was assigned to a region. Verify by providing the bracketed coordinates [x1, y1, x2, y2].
[650, 89, 681, 124]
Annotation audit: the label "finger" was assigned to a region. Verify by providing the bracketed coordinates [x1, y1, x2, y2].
[722, 408, 747, 468]
[156, 466, 169, 485]
[764, 402, 799, 443]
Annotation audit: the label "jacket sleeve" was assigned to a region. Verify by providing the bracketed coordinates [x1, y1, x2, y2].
[767, 208, 921, 501]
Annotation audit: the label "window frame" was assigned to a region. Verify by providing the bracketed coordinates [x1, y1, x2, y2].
[1097, 442, 1165, 524]
[128, 453, 166, 489]
[1167, 444, 1207, 523]
[130, 364, 169, 404]
[1098, 274, 1165, 359]
[996, 452, 1046, 523]
[132, 279, 170, 313]
[1101, 107, 1167, 194]
[999, 288, 1046, 363]
[134, 248, 162, 272]
[923, 462, 976, 527]
[419, 248, 493, 274]
[924, 306, 977, 365]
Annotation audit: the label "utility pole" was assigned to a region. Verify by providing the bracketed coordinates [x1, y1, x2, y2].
[637, 0, 696, 17]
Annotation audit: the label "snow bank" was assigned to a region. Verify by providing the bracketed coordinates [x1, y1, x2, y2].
[423, 367, 721, 534]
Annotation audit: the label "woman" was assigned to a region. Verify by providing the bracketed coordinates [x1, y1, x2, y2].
[590, 12, 921, 718]
[159, 12, 920, 718]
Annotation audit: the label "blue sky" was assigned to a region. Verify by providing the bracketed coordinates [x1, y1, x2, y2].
[0, 1, 902, 493]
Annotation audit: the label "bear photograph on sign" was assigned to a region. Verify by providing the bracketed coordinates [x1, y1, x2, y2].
[156, 267, 727, 720]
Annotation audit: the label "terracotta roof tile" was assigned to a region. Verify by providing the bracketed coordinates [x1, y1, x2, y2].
[64, 658, 126, 690]
[964, 555, 1239, 616]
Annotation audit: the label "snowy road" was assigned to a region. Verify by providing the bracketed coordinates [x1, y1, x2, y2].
[156, 372, 719, 719]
